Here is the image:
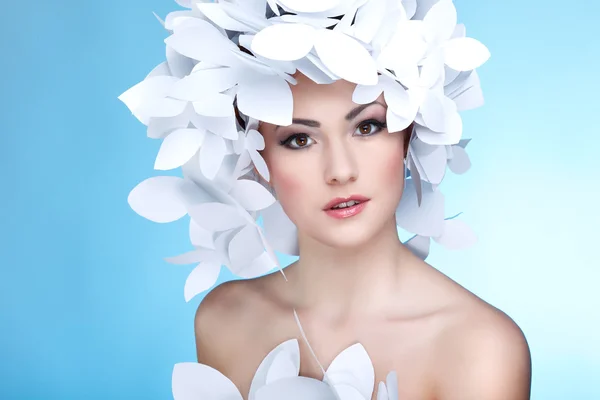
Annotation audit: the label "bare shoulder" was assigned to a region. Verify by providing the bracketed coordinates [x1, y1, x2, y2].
[194, 279, 250, 368]
[432, 286, 532, 399]
[193, 274, 287, 395]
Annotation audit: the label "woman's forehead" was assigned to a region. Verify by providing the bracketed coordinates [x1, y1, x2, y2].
[289, 74, 386, 115]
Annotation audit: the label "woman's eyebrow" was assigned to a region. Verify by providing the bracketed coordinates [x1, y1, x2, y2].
[276, 101, 384, 130]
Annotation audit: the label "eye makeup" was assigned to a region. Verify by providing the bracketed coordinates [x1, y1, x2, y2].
[278, 117, 387, 150]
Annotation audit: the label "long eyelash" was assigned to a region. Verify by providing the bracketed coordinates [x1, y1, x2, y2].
[279, 133, 310, 148]
[356, 118, 387, 137]
[357, 118, 387, 134]
[279, 119, 386, 148]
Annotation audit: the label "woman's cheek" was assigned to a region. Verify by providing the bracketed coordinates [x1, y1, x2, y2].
[271, 164, 307, 218]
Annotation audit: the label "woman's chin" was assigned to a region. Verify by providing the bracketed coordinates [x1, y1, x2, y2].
[306, 225, 380, 251]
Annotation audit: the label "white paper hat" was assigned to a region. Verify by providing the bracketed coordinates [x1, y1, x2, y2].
[120, 0, 488, 304]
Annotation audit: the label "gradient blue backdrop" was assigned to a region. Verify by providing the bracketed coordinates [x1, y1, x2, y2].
[1, 0, 598, 399]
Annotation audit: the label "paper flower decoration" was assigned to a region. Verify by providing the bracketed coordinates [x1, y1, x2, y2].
[172, 338, 400, 400]
[120, 0, 488, 300]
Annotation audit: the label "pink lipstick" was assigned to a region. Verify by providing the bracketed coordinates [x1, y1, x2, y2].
[323, 195, 370, 219]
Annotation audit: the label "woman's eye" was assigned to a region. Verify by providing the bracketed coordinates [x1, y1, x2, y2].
[281, 133, 313, 149]
[355, 119, 386, 136]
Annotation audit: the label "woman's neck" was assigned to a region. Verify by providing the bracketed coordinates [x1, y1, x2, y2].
[283, 217, 417, 322]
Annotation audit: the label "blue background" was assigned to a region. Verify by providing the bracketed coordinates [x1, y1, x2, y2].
[1, 0, 598, 398]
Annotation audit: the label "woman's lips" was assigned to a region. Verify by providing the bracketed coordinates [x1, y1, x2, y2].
[324, 200, 369, 219]
[323, 195, 370, 210]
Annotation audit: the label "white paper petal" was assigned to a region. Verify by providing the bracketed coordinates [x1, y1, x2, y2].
[377, 381, 389, 400]
[385, 371, 399, 400]
[228, 224, 264, 272]
[278, 0, 343, 13]
[196, 3, 255, 32]
[200, 134, 226, 179]
[192, 114, 239, 140]
[331, 384, 365, 400]
[128, 176, 186, 223]
[166, 46, 195, 78]
[423, 0, 456, 43]
[326, 343, 374, 399]
[252, 24, 317, 61]
[411, 0, 439, 20]
[419, 91, 452, 133]
[306, 52, 339, 80]
[294, 56, 337, 84]
[155, 128, 206, 170]
[169, 68, 239, 101]
[386, 108, 413, 133]
[164, 248, 218, 265]
[433, 218, 477, 249]
[172, 362, 242, 399]
[447, 145, 471, 174]
[147, 109, 192, 139]
[192, 92, 235, 117]
[249, 339, 301, 399]
[314, 29, 378, 85]
[265, 351, 298, 385]
[383, 80, 417, 120]
[353, 82, 383, 104]
[255, 377, 337, 400]
[276, 14, 338, 28]
[188, 202, 247, 232]
[247, 129, 266, 150]
[396, 179, 444, 237]
[443, 37, 490, 71]
[183, 262, 222, 302]
[249, 149, 271, 182]
[261, 201, 299, 255]
[146, 61, 171, 79]
[173, 0, 192, 8]
[237, 75, 293, 126]
[414, 112, 462, 145]
[410, 141, 447, 184]
[230, 179, 276, 211]
[119, 76, 180, 124]
[403, 234, 430, 260]
[190, 219, 216, 249]
[165, 23, 238, 66]
[352, 0, 387, 44]
[236, 250, 278, 278]
[402, 0, 417, 19]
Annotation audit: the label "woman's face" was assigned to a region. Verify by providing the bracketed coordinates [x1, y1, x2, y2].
[259, 73, 409, 250]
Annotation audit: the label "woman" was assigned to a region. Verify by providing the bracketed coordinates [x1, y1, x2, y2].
[194, 73, 532, 399]
[120, 0, 532, 398]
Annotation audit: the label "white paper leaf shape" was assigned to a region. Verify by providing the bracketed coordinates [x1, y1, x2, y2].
[326, 343, 374, 399]
[403, 234, 431, 260]
[261, 201, 299, 255]
[230, 179, 277, 211]
[249, 338, 301, 399]
[444, 37, 490, 71]
[255, 377, 338, 400]
[228, 224, 264, 272]
[184, 261, 222, 302]
[128, 176, 186, 223]
[187, 202, 247, 232]
[252, 24, 317, 61]
[172, 362, 243, 400]
[433, 218, 477, 249]
[278, 0, 343, 13]
[155, 128, 206, 171]
[314, 29, 378, 85]
[237, 75, 293, 126]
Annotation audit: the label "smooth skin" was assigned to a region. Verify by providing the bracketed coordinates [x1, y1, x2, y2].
[195, 73, 532, 400]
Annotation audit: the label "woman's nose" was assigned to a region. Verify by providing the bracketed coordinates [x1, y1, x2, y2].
[323, 142, 358, 185]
